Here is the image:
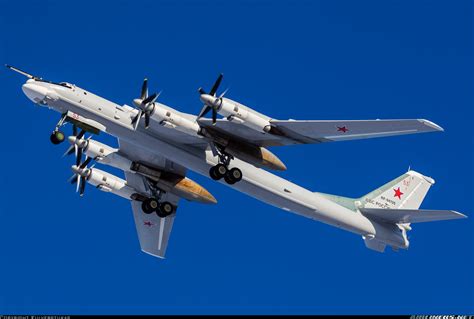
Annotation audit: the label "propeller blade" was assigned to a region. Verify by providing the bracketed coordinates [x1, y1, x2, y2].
[132, 110, 142, 130]
[76, 174, 81, 192]
[76, 147, 83, 166]
[72, 124, 77, 136]
[80, 157, 92, 169]
[198, 87, 206, 95]
[79, 177, 86, 196]
[212, 109, 217, 124]
[77, 129, 86, 140]
[145, 113, 150, 129]
[219, 88, 229, 98]
[63, 145, 75, 157]
[197, 105, 211, 119]
[209, 73, 223, 96]
[142, 92, 157, 105]
[140, 78, 148, 100]
[68, 174, 77, 184]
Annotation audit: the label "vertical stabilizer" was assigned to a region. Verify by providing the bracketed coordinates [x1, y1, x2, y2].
[358, 170, 435, 210]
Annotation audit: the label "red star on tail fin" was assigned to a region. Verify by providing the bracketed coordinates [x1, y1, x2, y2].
[393, 187, 404, 199]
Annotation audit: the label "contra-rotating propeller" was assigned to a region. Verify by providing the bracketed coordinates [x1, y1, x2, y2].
[68, 156, 94, 197]
[131, 78, 161, 130]
[63, 124, 87, 166]
[65, 131, 93, 197]
[197, 73, 228, 124]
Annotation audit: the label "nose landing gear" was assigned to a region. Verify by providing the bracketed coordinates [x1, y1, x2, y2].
[50, 113, 68, 145]
[50, 130, 65, 145]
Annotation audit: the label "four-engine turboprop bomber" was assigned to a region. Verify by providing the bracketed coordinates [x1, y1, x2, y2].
[7, 65, 466, 258]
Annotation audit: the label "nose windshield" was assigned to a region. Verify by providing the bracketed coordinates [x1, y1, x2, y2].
[32, 78, 73, 89]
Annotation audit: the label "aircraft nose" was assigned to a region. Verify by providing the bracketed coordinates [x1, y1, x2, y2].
[22, 81, 49, 103]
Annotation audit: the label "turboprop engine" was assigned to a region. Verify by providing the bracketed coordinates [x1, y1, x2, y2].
[68, 137, 216, 204]
[131, 78, 202, 137]
[197, 74, 273, 133]
[71, 165, 137, 200]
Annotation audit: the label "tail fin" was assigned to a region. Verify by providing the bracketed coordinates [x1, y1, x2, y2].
[357, 170, 434, 210]
[315, 170, 467, 253]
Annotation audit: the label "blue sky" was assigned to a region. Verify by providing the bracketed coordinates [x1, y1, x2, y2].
[0, 0, 472, 314]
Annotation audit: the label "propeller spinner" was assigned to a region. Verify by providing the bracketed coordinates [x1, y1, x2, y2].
[197, 73, 228, 124]
[131, 78, 161, 130]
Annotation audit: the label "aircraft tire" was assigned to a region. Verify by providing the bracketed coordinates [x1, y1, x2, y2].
[157, 201, 174, 217]
[229, 168, 242, 182]
[215, 164, 227, 178]
[224, 168, 242, 184]
[50, 131, 65, 145]
[209, 166, 220, 180]
[142, 198, 158, 214]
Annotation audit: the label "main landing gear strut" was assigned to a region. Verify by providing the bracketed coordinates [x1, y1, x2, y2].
[141, 179, 175, 218]
[209, 149, 242, 185]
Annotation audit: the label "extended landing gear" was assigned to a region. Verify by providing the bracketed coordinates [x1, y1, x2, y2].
[50, 113, 67, 145]
[141, 198, 159, 214]
[209, 163, 242, 185]
[208, 147, 243, 184]
[50, 130, 65, 145]
[140, 180, 175, 218]
[141, 198, 175, 218]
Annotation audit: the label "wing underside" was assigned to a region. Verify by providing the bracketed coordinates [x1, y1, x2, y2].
[125, 170, 180, 258]
[119, 139, 183, 258]
[199, 118, 443, 147]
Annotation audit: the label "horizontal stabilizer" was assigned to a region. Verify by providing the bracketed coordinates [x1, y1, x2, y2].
[360, 208, 467, 224]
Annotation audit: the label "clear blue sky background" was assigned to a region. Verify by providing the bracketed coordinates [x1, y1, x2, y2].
[0, 0, 472, 315]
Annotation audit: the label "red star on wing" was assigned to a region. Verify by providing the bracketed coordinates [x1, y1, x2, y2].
[144, 221, 154, 227]
[337, 126, 348, 133]
[393, 187, 404, 200]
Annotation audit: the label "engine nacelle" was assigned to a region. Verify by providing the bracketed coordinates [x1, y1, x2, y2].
[224, 141, 287, 171]
[218, 98, 272, 133]
[87, 168, 136, 200]
[153, 107, 202, 137]
[82, 139, 133, 172]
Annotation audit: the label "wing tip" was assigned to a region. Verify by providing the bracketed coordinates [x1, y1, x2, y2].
[450, 210, 468, 219]
[141, 249, 167, 259]
[418, 119, 444, 132]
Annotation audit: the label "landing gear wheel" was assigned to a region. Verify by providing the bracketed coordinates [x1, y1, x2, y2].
[156, 201, 174, 218]
[214, 164, 228, 178]
[225, 167, 242, 184]
[209, 166, 220, 180]
[50, 130, 65, 145]
[142, 198, 159, 214]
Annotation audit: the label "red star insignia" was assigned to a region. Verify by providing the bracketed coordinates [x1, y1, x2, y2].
[393, 187, 404, 199]
[337, 126, 348, 133]
[144, 221, 154, 227]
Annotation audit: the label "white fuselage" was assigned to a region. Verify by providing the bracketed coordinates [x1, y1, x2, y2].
[21, 79, 407, 249]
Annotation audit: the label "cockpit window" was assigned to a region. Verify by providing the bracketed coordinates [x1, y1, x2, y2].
[59, 82, 73, 88]
[35, 78, 73, 88]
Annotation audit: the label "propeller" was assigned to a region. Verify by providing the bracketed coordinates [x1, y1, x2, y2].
[63, 124, 86, 166]
[69, 157, 94, 197]
[131, 78, 161, 130]
[197, 73, 228, 124]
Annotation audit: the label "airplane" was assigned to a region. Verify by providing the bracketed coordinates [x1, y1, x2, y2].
[6, 65, 466, 258]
